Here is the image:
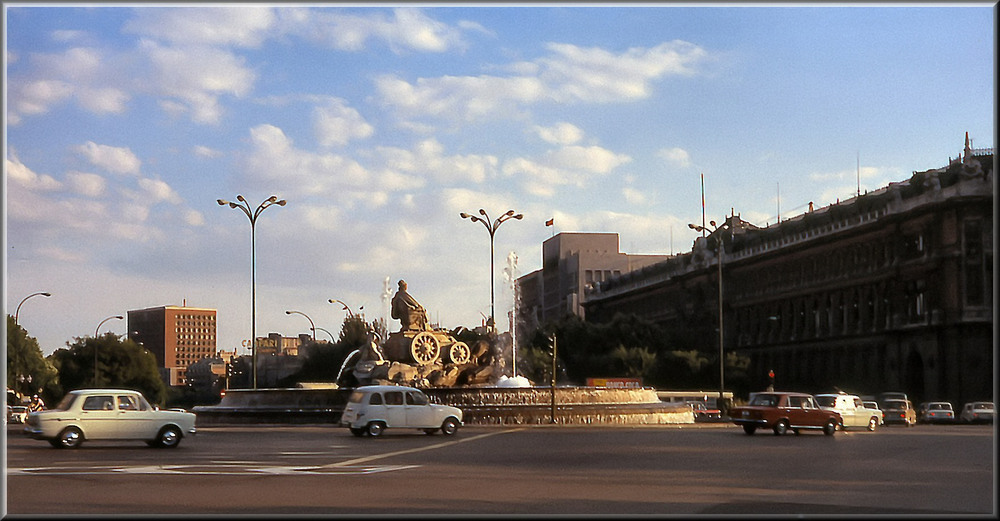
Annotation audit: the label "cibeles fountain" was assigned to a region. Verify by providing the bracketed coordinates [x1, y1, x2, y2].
[194, 278, 690, 426]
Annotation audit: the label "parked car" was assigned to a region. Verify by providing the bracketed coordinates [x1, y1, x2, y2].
[340, 385, 463, 437]
[7, 405, 29, 424]
[959, 402, 995, 424]
[917, 401, 955, 423]
[815, 392, 882, 431]
[686, 401, 722, 421]
[881, 399, 916, 426]
[862, 401, 884, 425]
[23, 389, 196, 449]
[729, 391, 840, 436]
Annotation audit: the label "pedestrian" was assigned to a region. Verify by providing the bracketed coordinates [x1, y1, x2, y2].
[29, 394, 45, 412]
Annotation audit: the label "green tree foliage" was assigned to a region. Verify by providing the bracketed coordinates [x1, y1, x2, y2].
[610, 345, 657, 379]
[50, 333, 167, 405]
[6, 316, 59, 404]
[338, 315, 371, 350]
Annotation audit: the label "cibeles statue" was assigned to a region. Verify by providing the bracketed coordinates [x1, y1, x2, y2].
[391, 280, 429, 332]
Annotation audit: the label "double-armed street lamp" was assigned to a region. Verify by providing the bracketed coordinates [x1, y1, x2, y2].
[285, 310, 316, 342]
[689, 220, 728, 409]
[94, 315, 124, 388]
[13, 292, 51, 396]
[218, 194, 286, 389]
[459, 209, 523, 332]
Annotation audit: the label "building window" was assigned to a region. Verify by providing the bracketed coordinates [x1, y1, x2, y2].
[963, 220, 984, 306]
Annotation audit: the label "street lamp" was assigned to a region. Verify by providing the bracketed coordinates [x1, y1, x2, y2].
[689, 220, 728, 410]
[285, 310, 316, 342]
[328, 299, 355, 317]
[312, 327, 336, 343]
[218, 194, 286, 389]
[459, 208, 523, 331]
[12, 292, 51, 396]
[94, 315, 124, 388]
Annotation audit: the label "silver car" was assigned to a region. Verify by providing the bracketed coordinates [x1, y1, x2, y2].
[24, 389, 196, 449]
[341, 385, 463, 437]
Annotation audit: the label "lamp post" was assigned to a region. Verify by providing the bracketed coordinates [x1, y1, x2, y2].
[459, 208, 523, 331]
[285, 310, 316, 342]
[689, 220, 728, 411]
[13, 292, 51, 396]
[218, 194, 286, 389]
[312, 327, 336, 343]
[94, 315, 124, 387]
[328, 299, 355, 317]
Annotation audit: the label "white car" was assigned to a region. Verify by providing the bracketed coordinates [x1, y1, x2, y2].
[23, 389, 196, 449]
[862, 401, 884, 425]
[7, 405, 29, 424]
[340, 385, 463, 437]
[815, 392, 882, 431]
[959, 402, 995, 424]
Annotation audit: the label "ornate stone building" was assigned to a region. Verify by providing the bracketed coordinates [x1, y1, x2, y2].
[585, 138, 993, 405]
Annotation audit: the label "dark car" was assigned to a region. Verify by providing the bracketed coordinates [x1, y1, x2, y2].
[729, 392, 841, 436]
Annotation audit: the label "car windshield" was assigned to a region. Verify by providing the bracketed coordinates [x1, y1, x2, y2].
[54, 393, 77, 411]
[974, 403, 994, 410]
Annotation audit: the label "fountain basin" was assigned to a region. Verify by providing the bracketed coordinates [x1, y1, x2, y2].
[192, 386, 693, 426]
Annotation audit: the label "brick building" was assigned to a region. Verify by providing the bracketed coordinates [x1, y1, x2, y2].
[127, 305, 217, 386]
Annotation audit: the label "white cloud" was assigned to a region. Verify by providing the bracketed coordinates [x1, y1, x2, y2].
[533, 122, 584, 145]
[74, 141, 142, 175]
[313, 98, 375, 147]
[136, 177, 183, 204]
[183, 209, 205, 226]
[280, 7, 467, 53]
[378, 40, 711, 122]
[193, 145, 223, 158]
[140, 40, 256, 124]
[124, 6, 276, 48]
[375, 138, 498, 184]
[659, 147, 691, 168]
[5, 153, 62, 191]
[242, 124, 371, 196]
[623, 187, 648, 206]
[66, 171, 106, 197]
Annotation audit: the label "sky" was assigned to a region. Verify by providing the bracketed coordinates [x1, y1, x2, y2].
[4, 3, 995, 357]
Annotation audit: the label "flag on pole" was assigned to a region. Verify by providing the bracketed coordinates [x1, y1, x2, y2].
[545, 218, 554, 227]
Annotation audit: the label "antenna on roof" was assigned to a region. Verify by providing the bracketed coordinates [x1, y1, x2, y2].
[857, 151, 861, 197]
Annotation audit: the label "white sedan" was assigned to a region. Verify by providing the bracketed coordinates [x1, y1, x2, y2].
[340, 385, 463, 437]
[24, 389, 196, 449]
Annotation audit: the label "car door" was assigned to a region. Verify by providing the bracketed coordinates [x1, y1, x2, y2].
[115, 394, 158, 439]
[382, 391, 407, 427]
[405, 390, 435, 428]
[79, 394, 118, 439]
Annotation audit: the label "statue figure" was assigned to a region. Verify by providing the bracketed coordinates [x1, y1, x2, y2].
[391, 280, 429, 331]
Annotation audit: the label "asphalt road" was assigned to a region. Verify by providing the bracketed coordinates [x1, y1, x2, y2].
[4, 421, 995, 516]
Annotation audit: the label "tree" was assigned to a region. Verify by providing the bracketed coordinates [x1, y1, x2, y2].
[49, 333, 167, 405]
[610, 345, 658, 380]
[6, 316, 58, 404]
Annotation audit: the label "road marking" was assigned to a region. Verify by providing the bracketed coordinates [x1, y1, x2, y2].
[323, 427, 525, 469]
[7, 464, 421, 476]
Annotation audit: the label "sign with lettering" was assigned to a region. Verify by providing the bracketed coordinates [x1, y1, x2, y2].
[586, 378, 643, 389]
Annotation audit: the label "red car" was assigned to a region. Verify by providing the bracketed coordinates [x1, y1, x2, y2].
[730, 391, 841, 436]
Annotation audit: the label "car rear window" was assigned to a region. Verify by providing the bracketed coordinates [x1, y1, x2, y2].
[348, 391, 366, 404]
[815, 396, 836, 407]
[750, 394, 779, 407]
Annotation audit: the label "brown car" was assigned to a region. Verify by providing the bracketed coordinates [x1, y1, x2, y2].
[730, 391, 841, 436]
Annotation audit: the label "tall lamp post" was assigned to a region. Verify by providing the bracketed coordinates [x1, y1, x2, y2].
[285, 310, 316, 342]
[13, 292, 51, 396]
[689, 220, 728, 411]
[94, 315, 124, 387]
[459, 209, 523, 331]
[218, 194, 286, 389]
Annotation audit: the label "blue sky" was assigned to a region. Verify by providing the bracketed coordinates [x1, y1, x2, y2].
[4, 4, 995, 356]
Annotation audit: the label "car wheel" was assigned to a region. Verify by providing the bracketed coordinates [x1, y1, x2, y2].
[367, 421, 386, 437]
[823, 419, 837, 436]
[349, 427, 365, 437]
[773, 420, 789, 436]
[440, 417, 460, 436]
[155, 425, 182, 448]
[742, 424, 756, 435]
[57, 427, 83, 449]
[868, 417, 878, 431]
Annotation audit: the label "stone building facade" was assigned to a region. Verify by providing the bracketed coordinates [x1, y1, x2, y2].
[584, 142, 993, 405]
